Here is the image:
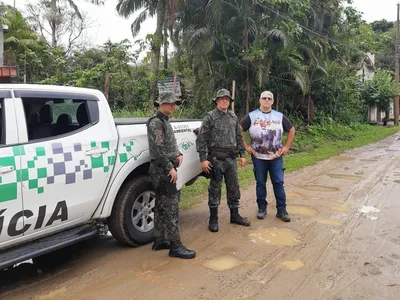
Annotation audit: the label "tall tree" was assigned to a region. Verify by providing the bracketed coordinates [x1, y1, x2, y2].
[26, 0, 104, 48]
[116, 0, 179, 106]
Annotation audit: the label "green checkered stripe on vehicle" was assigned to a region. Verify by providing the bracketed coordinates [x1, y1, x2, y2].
[0, 140, 137, 203]
[0, 146, 22, 203]
[121, 140, 137, 162]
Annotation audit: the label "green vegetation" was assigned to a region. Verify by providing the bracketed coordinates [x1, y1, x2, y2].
[179, 124, 399, 209]
[2, 0, 400, 209]
[2, 1, 398, 122]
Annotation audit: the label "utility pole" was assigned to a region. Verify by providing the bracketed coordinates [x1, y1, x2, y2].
[394, 3, 400, 126]
[0, 23, 3, 67]
[231, 80, 235, 113]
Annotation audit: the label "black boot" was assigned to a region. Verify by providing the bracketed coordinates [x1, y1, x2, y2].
[169, 240, 196, 259]
[276, 210, 291, 222]
[209, 207, 219, 232]
[152, 237, 170, 251]
[230, 208, 251, 226]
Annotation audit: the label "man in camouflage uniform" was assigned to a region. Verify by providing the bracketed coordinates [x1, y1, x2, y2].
[196, 89, 251, 232]
[147, 92, 196, 259]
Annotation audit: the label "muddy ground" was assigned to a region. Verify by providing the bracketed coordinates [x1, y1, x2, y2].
[2, 133, 400, 300]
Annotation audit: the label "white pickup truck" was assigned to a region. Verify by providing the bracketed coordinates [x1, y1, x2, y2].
[0, 84, 203, 269]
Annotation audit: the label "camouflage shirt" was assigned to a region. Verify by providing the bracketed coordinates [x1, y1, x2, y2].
[196, 108, 245, 162]
[147, 111, 180, 170]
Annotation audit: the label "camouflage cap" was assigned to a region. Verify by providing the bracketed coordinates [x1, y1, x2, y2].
[154, 92, 182, 107]
[212, 88, 233, 103]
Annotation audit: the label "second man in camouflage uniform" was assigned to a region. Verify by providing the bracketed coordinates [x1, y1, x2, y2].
[147, 92, 196, 259]
[196, 89, 251, 232]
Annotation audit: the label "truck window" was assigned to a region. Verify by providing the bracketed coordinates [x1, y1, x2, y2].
[21, 97, 99, 141]
[0, 99, 3, 145]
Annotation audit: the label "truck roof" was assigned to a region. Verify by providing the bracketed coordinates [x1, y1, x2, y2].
[0, 84, 104, 96]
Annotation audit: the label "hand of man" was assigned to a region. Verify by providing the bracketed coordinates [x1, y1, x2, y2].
[245, 145, 256, 156]
[177, 155, 183, 167]
[279, 146, 290, 157]
[239, 157, 247, 167]
[201, 160, 212, 173]
[169, 168, 178, 183]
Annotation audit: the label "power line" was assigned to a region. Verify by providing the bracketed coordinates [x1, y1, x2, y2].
[191, 1, 365, 86]
[308, 0, 336, 17]
[192, 36, 300, 84]
[256, 1, 364, 53]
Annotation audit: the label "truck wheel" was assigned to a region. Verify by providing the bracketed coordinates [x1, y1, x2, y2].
[108, 176, 156, 246]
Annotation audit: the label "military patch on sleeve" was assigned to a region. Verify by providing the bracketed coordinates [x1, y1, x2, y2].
[154, 129, 164, 145]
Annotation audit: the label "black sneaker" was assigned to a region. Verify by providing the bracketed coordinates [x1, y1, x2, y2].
[257, 209, 267, 219]
[276, 211, 291, 222]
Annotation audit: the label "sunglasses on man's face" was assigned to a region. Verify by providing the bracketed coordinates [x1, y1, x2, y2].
[261, 97, 273, 101]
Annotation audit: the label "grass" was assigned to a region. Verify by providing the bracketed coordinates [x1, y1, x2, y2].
[179, 124, 400, 209]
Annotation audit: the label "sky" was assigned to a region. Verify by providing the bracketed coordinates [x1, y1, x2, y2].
[3, 0, 399, 49]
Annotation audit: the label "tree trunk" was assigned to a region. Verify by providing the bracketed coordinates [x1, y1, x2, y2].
[163, 21, 168, 69]
[149, 0, 166, 107]
[172, 30, 182, 71]
[307, 95, 311, 125]
[51, 0, 57, 46]
[0, 24, 4, 66]
[383, 109, 390, 126]
[377, 111, 382, 123]
[244, 20, 250, 114]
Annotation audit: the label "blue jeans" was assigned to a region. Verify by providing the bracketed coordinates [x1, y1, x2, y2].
[252, 156, 287, 213]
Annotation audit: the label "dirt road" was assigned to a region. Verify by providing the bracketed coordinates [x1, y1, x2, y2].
[2, 133, 400, 300]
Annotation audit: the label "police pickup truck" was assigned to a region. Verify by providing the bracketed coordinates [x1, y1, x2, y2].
[0, 84, 202, 269]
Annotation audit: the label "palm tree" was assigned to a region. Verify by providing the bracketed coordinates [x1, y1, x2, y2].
[116, 0, 181, 106]
[225, 0, 260, 113]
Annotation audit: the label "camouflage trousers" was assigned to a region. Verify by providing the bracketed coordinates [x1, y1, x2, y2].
[149, 163, 181, 242]
[208, 157, 241, 209]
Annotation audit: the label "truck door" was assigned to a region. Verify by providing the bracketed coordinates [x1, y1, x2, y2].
[0, 91, 25, 248]
[13, 89, 118, 239]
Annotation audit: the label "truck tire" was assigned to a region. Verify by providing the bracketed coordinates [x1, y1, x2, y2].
[108, 176, 156, 246]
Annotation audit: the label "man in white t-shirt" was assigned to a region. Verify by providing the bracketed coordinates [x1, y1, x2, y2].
[241, 91, 295, 222]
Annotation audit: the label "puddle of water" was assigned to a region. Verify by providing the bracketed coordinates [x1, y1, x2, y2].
[287, 205, 319, 217]
[394, 180, 400, 184]
[309, 197, 321, 200]
[334, 199, 345, 204]
[327, 174, 362, 180]
[359, 206, 380, 213]
[354, 171, 364, 175]
[343, 167, 351, 170]
[331, 156, 354, 161]
[38, 287, 67, 300]
[330, 206, 350, 212]
[202, 256, 243, 271]
[249, 228, 299, 247]
[280, 260, 305, 271]
[297, 185, 340, 192]
[360, 159, 378, 162]
[317, 219, 342, 225]
[286, 192, 303, 198]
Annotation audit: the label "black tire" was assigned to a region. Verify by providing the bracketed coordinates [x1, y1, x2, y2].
[108, 176, 156, 246]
